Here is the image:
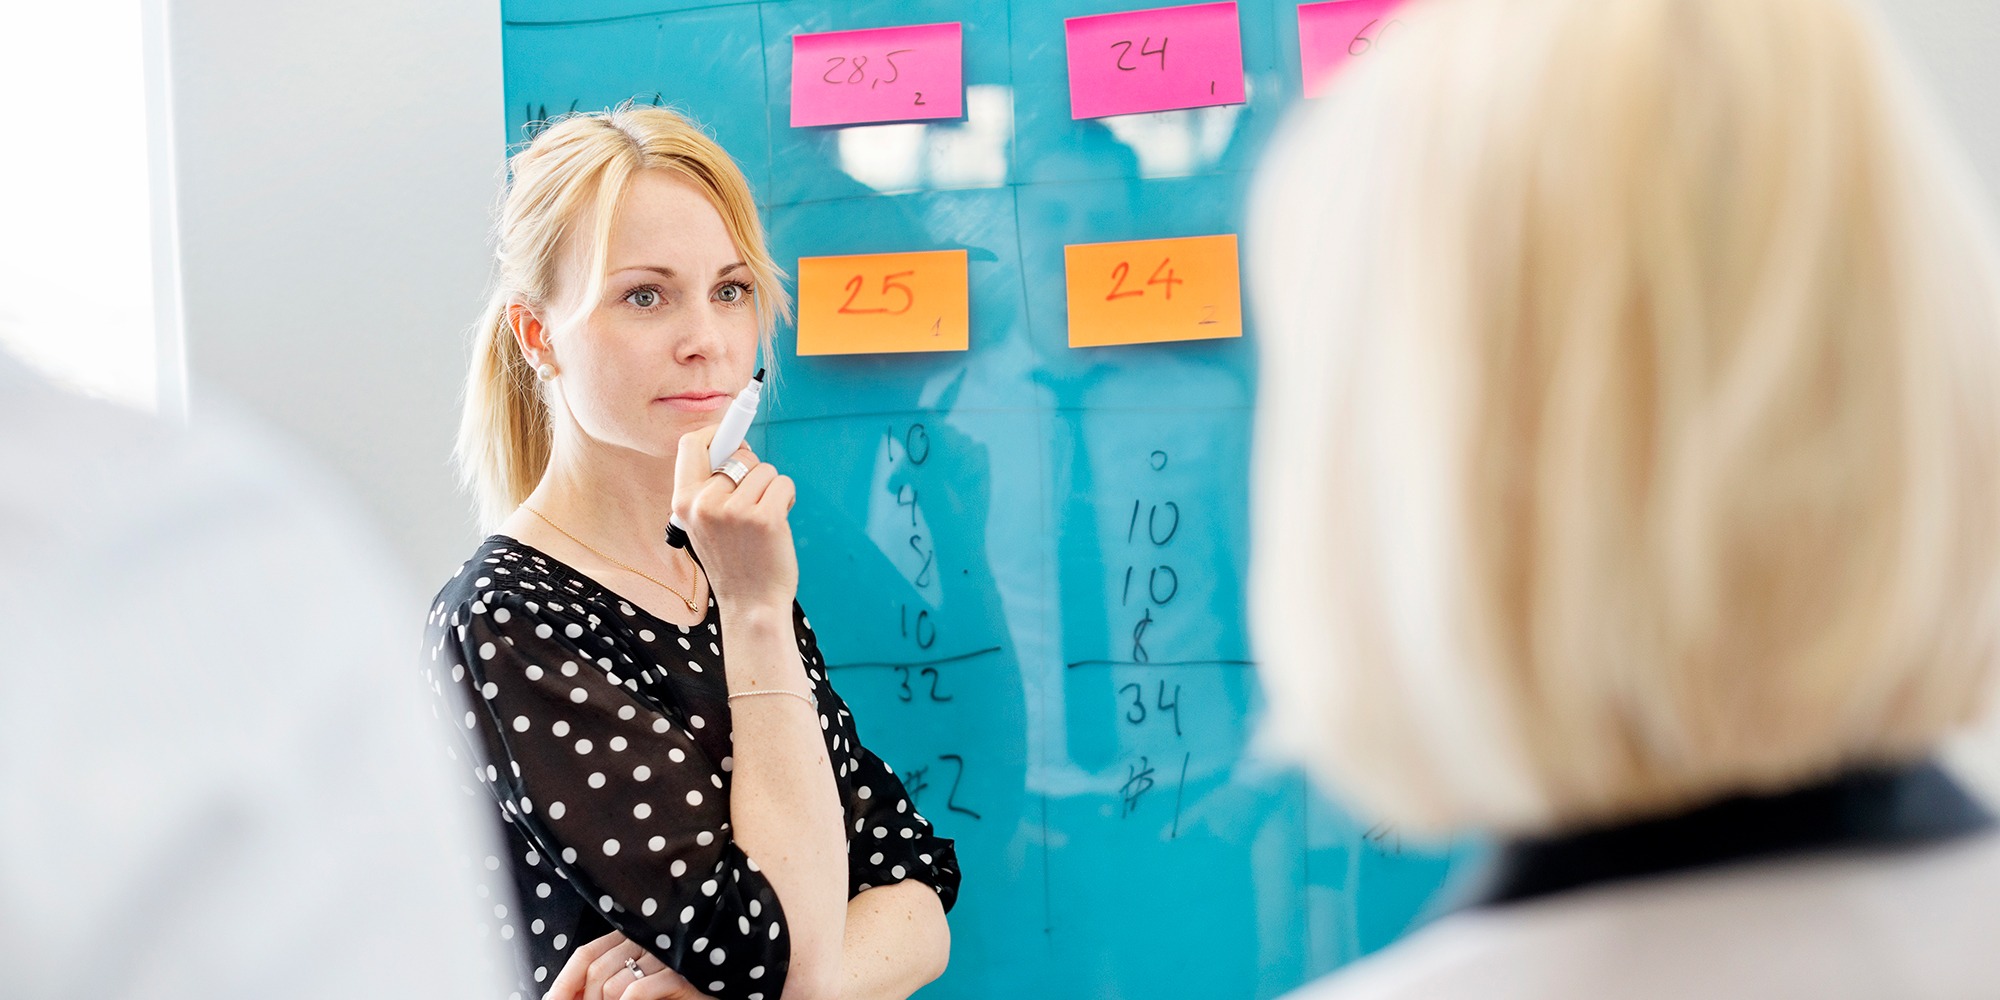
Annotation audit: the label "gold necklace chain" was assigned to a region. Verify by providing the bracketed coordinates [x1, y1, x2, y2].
[521, 504, 699, 612]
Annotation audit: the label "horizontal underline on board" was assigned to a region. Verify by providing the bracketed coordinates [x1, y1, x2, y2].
[1064, 658, 1256, 669]
[761, 404, 1254, 427]
[823, 646, 1005, 670]
[505, 3, 761, 28]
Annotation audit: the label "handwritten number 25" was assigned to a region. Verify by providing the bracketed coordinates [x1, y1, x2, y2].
[840, 270, 916, 315]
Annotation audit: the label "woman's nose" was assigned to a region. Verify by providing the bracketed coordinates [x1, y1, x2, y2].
[676, 303, 728, 363]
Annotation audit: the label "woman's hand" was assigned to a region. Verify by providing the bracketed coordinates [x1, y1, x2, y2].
[544, 930, 716, 1000]
[672, 426, 798, 616]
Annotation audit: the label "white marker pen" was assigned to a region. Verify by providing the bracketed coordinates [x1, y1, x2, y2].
[667, 368, 765, 547]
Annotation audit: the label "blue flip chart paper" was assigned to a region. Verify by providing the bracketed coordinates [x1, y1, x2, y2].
[502, 1, 1474, 996]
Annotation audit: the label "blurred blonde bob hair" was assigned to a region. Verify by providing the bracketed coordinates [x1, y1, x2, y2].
[456, 103, 792, 530]
[1250, 0, 2000, 835]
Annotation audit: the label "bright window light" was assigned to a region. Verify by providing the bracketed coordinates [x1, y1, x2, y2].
[0, 3, 167, 411]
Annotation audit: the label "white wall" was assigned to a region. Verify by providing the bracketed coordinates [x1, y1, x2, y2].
[1869, 0, 2000, 802]
[164, 0, 503, 583]
[1879, 0, 2000, 197]
[0, 3, 160, 410]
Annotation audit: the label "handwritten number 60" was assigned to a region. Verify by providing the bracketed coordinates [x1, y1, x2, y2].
[1348, 19, 1407, 56]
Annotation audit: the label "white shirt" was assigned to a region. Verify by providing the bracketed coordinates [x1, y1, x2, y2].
[1293, 833, 2000, 1000]
[0, 359, 515, 998]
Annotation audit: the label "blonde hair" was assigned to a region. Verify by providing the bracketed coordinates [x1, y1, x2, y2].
[1249, 0, 2000, 834]
[456, 103, 792, 530]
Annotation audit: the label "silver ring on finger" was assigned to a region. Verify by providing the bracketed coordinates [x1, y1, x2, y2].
[711, 458, 750, 486]
[625, 956, 647, 979]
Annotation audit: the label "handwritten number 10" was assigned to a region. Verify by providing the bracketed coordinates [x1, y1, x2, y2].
[886, 424, 931, 465]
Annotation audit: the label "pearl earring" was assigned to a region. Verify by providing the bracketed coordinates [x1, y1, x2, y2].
[535, 362, 556, 382]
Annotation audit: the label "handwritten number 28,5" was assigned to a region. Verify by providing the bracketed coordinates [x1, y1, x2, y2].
[821, 49, 926, 105]
[1110, 36, 1169, 71]
[822, 49, 912, 86]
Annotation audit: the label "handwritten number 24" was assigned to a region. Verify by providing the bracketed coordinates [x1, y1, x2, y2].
[1107, 258, 1185, 301]
[1110, 36, 1169, 71]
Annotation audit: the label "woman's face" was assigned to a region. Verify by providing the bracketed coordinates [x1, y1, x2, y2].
[546, 168, 760, 461]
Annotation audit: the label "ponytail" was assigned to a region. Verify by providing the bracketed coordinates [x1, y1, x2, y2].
[456, 292, 552, 531]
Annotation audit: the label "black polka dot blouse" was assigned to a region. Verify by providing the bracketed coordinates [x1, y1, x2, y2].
[423, 536, 960, 1000]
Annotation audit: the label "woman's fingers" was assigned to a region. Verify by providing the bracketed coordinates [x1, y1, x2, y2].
[681, 443, 767, 519]
[547, 930, 628, 997]
[725, 462, 781, 510]
[624, 964, 715, 1000]
[585, 939, 651, 998]
[766, 473, 797, 515]
[672, 427, 723, 488]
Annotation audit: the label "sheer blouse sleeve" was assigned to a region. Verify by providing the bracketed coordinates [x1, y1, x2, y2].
[794, 612, 963, 911]
[445, 592, 791, 998]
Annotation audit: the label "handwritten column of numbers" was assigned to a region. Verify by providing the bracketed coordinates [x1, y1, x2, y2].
[883, 420, 981, 824]
[1113, 448, 1190, 835]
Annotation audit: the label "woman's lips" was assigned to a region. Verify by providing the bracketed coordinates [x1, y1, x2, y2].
[656, 393, 728, 412]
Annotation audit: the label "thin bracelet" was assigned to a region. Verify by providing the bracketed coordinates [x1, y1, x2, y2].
[727, 688, 819, 710]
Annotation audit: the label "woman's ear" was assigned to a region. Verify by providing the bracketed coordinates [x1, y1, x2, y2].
[507, 302, 553, 370]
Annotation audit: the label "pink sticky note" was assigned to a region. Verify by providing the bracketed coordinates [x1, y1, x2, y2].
[790, 22, 964, 128]
[1298, 0, 1412, 98]
[1064, 2, 1245, 119]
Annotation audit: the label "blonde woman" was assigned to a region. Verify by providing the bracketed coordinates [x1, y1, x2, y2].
[1251, 0, 2000, 995]
[424, 105, 956, 1000]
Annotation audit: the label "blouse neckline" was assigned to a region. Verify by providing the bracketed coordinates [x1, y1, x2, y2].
[1463, 759, 1995, 909]
[483, 533, 719, 633]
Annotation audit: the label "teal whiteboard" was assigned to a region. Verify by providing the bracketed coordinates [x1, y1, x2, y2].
[500, 2, 1471, 996]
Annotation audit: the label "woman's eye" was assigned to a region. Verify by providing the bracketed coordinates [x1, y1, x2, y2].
[717, 283, 744, 303]
[626, 288, 660, 309]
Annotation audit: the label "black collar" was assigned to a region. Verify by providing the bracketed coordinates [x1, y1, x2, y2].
[1464, 760, 1994, 909]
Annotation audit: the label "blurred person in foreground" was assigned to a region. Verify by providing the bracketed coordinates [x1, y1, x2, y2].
[0, 351, 513, 998]
[1250, 0, 2000, 996]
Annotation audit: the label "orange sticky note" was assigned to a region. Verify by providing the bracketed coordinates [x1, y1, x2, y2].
[1063, 234, 1242, 347]
[796, 250, 970, 356]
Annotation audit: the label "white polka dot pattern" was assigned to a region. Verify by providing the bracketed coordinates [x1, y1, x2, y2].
[425, 537, 960, 1000]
